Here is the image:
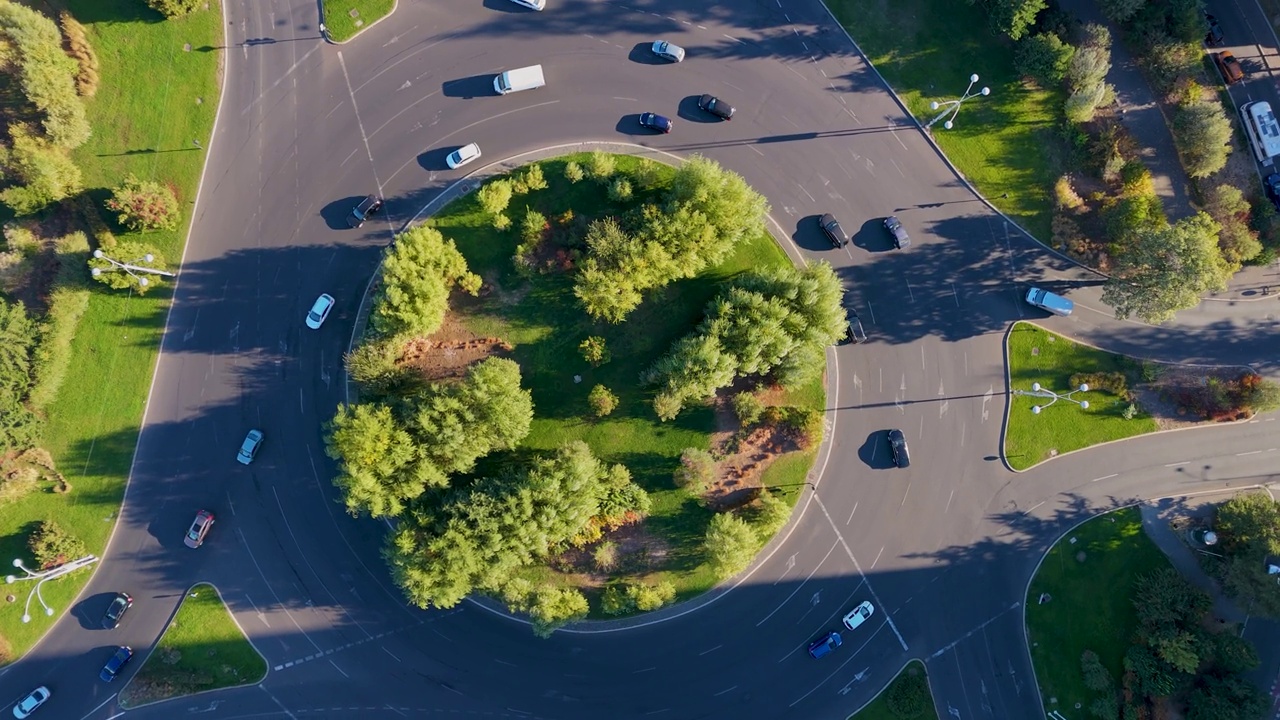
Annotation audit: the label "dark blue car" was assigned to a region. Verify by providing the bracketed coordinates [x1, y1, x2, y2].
[808, 631, 842, 659]
[639, 112, 673, 134]
[100, 645, 134, 682]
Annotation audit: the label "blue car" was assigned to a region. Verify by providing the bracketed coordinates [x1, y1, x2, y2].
[100, 645, 134, 682]
[808, 631, 842, 659]
[639, 112, 673, 134]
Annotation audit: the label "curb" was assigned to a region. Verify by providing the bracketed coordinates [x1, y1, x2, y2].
[318, 0, 400, 45]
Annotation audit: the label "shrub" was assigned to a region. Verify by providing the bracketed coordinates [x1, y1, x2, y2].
[585, 151, 616, 180]
[601, 584, 633, 615]
[28, 520, 87, 569]
[493, 213, 511, 231]
[1122, 403, 1137, 420]
[588, 385, 619, 418]
[59, 11, 98, 97]
[732, 392, 765, 426]
[146, 0, 205, 18]
[1172, 100, 1232, 179]
[87, 241, 167, 293]
[749, 489, 792, 537]
[593, 541, 617, 571]
[522, 163, 548, 191]
[520, 208, 548, 245]
[1203, 184, 1262, 269]
[105, 174, 181, 231]
[631, 158, 664, 191]
[703, 512, 756, 578]
[628, 581, 676, 611]
[1054, 175, 1085, 211]
[564, 161, 584, 183]
[1069, 371, 1129, 398]
[885, 667, 930, 718]
[527, 586, 588, 638]
[674, 447, 716, 493]
[608, 177, 632, 202]
[344, 338, 411, 398]
[1015, 32, 1075, 86]
[579, 336, 610, 366]
[28, 232, 91, 411]
[1082, 649, 1114, 691]
[1118, 161, 1152, 196]
[653, 391, 682, 421]
[0, 3, 91, 149]
[0, 126, 83, 215]
[477, 179, 513, 216]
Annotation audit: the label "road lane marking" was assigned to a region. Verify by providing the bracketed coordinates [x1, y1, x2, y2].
[1164, 461, 1190, 467]
[846, 501, 858, 525]
[755, 540, 840, 626]
[1092, 474, 1118, 482]
[1237, 450, 1262, 456]
[1021, 501, 1044, 516]
[870, 546, 885, 569]
[713, 686, 737, 696]
[945, 489, 955, 513]
[699, 644, 722, 656]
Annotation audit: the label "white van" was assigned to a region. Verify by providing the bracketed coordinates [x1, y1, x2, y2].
[1025, 287, 1074, 316]
[506, 0, 545, 8]
[494, 65, 545, 95]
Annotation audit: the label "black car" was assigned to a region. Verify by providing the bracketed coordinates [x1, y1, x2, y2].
[101, 592, 132, 629]
[883, 215, 910, 249]
[1204, 13, 1224, 46]
[347, 194, 383, 228]
[845, 310, 867, 344]
[639, 112, 673, 134]
[887, 429, 910, 468]
[697, 94, 735, 121]
[1265, 173, 1280, 211]
[819, 213, 847, 248]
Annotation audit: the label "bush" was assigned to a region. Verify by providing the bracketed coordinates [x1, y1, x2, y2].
[1172, 100, 1232, 179]
[520, 208, 547, 244]
[732, 392, 765, 426]
[703, 512, 756, 578]
[564, 161, 584, 183]
[28, 519, 86, 569]
[477, 179, 513, 216]
[1203, 184, 1262, 269]
[0, 126, 83, 216]
[588, 385, 619, 418]
[593, 541, 617, 571]
[608, 177, 632, 202]
[629, 580, 676, 611]
[0, 3, 91, 149]
[105, 174, 181, 231]
[522, 163, 547, 191]
[527, 586, 589, 638]
[59, 11, 98, 97]
[1054, 175, 1085, 211]
[146, 0, 205, 18]
[1069, 371, 1129, 398]
[674, 448, 716, 493]
[1082, 649, 1114, 691]
[1122, 403, 1137, 420]
[28, 233, 91, 411]
[885, 667, 930, 718]
[749, 489, 792, 537]
[585, 151, 616, 180]
[1015, 32, 1075, 86]
[578, 336, 610, 366]
[493, 213, 511, 231]
[601, 584, 633, 615]
[631, 158, 665, 191]
[653, 391, 683, 421]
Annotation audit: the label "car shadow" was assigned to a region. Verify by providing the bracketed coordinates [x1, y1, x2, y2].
[790, 214, 842, 253]
[627, 42, 664, 65]
[857, 432, 897, 470]
[442, 74, 495, 99]
[850, 218, 896, 253]
[323, 197, 365, 230]
[72, 592, 119, 631]
[676, 95, 718, 123]
[418, 148, 455, 172]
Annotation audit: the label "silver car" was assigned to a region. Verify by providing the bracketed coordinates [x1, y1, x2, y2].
[842, 601, 875, 631]
[651, 41, 685, 63]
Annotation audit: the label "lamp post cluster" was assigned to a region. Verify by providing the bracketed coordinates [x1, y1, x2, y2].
[90, 249, 176, 288]
[6, 555, 99, 623]
[1014, 382, 1090, 414]
[926, 73, 990, 130]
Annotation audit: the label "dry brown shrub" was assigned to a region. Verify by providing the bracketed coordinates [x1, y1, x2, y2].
[59, 12, 99, 97]
[1054, 175, 1085, 212]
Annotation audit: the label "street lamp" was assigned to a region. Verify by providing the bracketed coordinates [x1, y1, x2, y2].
[1014, 382, 1090, 414]
[6, 555, 99, 623]
[926, 73, 991, 130]
[90, 248, 177, 288]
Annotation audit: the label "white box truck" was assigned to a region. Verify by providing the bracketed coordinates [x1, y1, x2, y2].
[494, 65, 545, 95]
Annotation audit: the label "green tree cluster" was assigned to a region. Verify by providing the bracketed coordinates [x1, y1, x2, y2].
[1213, 492, 1280, 617]
[1064, 25, 1114, 123]
[1171, 99, 1232, 180]
[1202, 185, 1262, 271]
[1101, 212, 1230, 323]
[643, 262, 845, 419]
[371, 225, 482, 339]
[27, 519, 86, 569]
[967, 0, 1046, 40]
[146, 0, 206, 19]
[0, 298, 41, 454]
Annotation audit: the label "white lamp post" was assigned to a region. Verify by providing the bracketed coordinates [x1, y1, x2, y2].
[1014, 382, 1090, 414]
[90, 248, 177, 288]
[6, 556, 99, 623]
[926, 74, 991, 130]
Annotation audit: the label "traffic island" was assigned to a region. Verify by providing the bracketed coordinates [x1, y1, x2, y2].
[118, 583, 265, 708]
[321, 0, 396, 43]
[846, 660, 934, 719]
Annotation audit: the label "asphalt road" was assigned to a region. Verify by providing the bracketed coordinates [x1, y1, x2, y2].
[3, 0, 1280, 719]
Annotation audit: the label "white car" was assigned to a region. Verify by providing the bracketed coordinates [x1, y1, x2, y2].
[446, 143, 482, 170]
[13, 687, 49, 719]
[842, 600, 875, 631]
[305, 293, 335, 329]
[651, 40, 685, 63]
[506, 0, 545, 8]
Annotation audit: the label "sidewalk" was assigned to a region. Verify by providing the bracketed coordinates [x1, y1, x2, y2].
[1139, 495, 1246, 623]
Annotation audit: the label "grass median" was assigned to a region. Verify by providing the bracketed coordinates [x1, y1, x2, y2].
[0, 0, 221, 661]
[322, 0, 396, 43]
[1004, 323, 1157, 470]
[847, 660, 934, 720]
[120, 583, 266, 707]
[1026, 507, 1169, 717]
[825, 0, 1063, 241]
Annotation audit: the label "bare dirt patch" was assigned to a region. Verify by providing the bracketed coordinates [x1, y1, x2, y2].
[705, 391, 804, 512]
[1132, 364, 1256, 429]
[398, 313, 511, 382]
[551, 521, 671, 587]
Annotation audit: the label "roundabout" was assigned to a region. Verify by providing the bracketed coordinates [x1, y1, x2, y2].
[5, 1, 1280, 719]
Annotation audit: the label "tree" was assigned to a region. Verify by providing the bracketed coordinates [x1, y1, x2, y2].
[105, 175, 180, 231]
[1132, 568, 1212, 631]
[971, 0, 1047, 40]
[1081, 650, 1114, 691]
[1172, 100, 1233, 179]
[371, 225, 481, 338]
[0, 3, 91, 149]
[476, 179, 513, 216]
[1185, 673, 1268, 720]
[1215, 492, 1280, 558]
[87, 241, 168, 293]
[325, 403, 438, 518]
[410, 358, 533, 475]
[0, 125, 82, 216]
[1204, 631, 1259, 675]
[674, 447, 716, 493]
[703, 512, 757, 577]
[578, 336, 610, 366]
[667, 155, 769, 262]
[1102, 212, 1231, 323]
[1015, 33, 1076, 86]
[146, 0, 205, 19]
[528, 586, 589, 638]
[1203, 184, 1262, 270]
[749, 489, 792, 537]
[0, 299, 39, 454]
[596, 463, 650, 527]
[587, 384, 618, 417]
[585, 150, 616, 180]
[1100, 0, 1147, 23]
[28, 519, 86, 569]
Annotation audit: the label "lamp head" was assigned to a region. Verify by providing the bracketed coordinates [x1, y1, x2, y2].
[980, 87, 990, 96]
[969, 73, 979, 83]
[93, 249, 104, 259]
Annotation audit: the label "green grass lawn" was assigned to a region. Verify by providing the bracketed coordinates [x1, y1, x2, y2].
[847, 661, 934, 720]
[824, 0, 1064, 241]
[0, 0, 221, 662]
[1027, 507, 1171, 716]
[323, 0, 396, 43]
[119, 583, 266, 707]
[426, 154, 824, 610]
[1004, 322, 1157, 470]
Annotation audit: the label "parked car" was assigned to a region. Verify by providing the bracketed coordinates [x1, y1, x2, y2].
[237, 429, 264, 465]
[697, 94, 735, 121]
[184, 509, 215, 549]
[1215, 51, 1245, 85]
[651, 40, 685, 63]
[305, 293, 335, 329]
[101, 591, 133, 629]
[842, 600, 875, 631]
[99, 646, 134, 682]
[819, 213, 847, 248]
[446, 142, 482, 169]
[12, 687, 49, 719]
[639, 112, 673, 134]
[883, 216, 910, 249]
[346, 194, 382, 228]
[1265, 173, 1280, 211]
[1204, 13, 1224, 46]
[808, 631, 843, 659]
[887, 429, 910, 468]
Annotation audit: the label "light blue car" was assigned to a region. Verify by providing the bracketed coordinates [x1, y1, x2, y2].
[237, 429, 263, 465]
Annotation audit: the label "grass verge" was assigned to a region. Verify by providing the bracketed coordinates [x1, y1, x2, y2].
[119, 583, 266, 707]
[1004, 322, 1157, 470]
[426, 153, 824, 613]
[322, 0, 396, 43]
[824, 0, 1064, 241]
[1026, 507, 1170, 716]
[0, 0, 221, 661]
[847, 660, 934, 720]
